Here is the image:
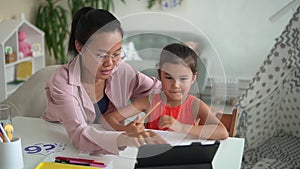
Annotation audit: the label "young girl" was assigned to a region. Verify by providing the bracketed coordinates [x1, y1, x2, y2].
[101, 43, 228, 140]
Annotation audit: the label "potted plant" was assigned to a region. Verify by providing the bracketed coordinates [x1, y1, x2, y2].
[68, 0, 99, 18]
[36, 0, 69, 64]
[68, 0, 125, 17]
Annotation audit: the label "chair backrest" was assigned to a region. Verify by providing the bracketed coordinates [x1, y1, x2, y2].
[1, 65, 59, 118]
[216, 108, 238, 137]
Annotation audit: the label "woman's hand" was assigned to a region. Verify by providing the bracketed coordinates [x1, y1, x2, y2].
[158, 115, 184, 132]
[117, 130, 168, 148]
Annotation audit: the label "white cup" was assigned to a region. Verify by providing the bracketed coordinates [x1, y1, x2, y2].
[0, 137, 24, 169]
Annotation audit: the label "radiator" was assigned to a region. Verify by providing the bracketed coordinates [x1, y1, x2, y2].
[202, 77, 251, 105]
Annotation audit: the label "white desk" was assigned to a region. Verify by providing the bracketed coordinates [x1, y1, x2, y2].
[13, 116, 244, 169]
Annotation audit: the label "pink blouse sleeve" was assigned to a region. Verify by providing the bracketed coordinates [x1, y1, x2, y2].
[118, 62, 161, 100]
[132, 72, 161, 99]
[43, 67, 122, 155]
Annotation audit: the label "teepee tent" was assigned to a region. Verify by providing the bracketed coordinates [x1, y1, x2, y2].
[236, 5, 300, 169]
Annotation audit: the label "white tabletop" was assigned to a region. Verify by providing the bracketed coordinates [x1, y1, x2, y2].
[12, 116, 244, 169]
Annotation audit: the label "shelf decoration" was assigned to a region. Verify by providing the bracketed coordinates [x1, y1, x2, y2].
[16, 62, 32, 81]
[32, 43, 41, 57]
[18, 30, 33, 58]
[5, 46, 17, 64]
[0, 13, 45, 101]
[161, 0, 182, 10]
[145, 0, 183, 9]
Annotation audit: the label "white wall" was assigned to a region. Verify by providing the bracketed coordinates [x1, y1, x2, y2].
[0, 0, 296, 79]
[113, 0, 295, 80]
[0, 0, 38, 23]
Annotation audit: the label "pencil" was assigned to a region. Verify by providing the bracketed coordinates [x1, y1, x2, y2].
[0, 124, 10, 143]
[138, 101, 161, 123]
[4, 124, 14, 141]
[0, 132, 5, 142]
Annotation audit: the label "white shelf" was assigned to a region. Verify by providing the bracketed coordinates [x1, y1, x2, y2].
[5, 57, 32, 68]
[0, 15, 45, 101]
[7, 82, 24, 96]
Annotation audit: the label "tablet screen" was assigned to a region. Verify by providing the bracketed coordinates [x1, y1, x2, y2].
[135, 141, 220, 168]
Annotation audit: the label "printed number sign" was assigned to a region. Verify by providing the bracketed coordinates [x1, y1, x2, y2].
[24, 143, 66, 155]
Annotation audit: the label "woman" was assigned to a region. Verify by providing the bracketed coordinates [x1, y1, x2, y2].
[42, 7, 165, 155]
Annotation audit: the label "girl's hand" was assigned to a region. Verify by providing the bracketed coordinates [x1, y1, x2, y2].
[125, 121, 145, 134]
[124, 115, 145, 134]
[158, 115, 183, 132]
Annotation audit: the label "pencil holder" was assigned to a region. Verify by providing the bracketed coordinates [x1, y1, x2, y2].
[0, 137, 24, 169]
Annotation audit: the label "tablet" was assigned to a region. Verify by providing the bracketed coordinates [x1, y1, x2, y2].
[135, 141, 220, 169]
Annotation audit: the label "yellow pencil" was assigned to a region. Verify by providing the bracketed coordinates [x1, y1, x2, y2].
[138, 101, 161, 123]
[4, 124, 14, 141]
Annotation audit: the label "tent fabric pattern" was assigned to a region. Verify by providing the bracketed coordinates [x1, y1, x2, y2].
[236, 5, 300, 169]
[242, 132, 300, 168]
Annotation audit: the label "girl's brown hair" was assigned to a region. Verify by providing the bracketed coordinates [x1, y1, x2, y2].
[159, 43, 199, 74]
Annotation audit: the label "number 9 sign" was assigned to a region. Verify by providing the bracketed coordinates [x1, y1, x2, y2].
[24, 145, 42, 154]
[24, 143, 66, 155]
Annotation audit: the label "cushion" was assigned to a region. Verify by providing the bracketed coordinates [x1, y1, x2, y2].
[1, 65, 59, 118]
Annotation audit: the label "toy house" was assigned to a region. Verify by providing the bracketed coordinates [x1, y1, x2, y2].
[0, 14, 45, 101]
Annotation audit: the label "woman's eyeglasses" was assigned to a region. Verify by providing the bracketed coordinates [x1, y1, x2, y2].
[84, 47, 126, 62]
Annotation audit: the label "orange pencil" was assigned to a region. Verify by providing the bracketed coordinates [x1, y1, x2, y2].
[0, 132, 6, 142]
[138, 101, 161, 123]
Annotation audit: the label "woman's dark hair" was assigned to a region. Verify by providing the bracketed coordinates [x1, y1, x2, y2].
[159, 43, 199, 74]
[68, 7, 123, 56]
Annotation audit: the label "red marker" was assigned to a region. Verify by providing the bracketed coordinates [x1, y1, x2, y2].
[55, 156, 106, 167]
